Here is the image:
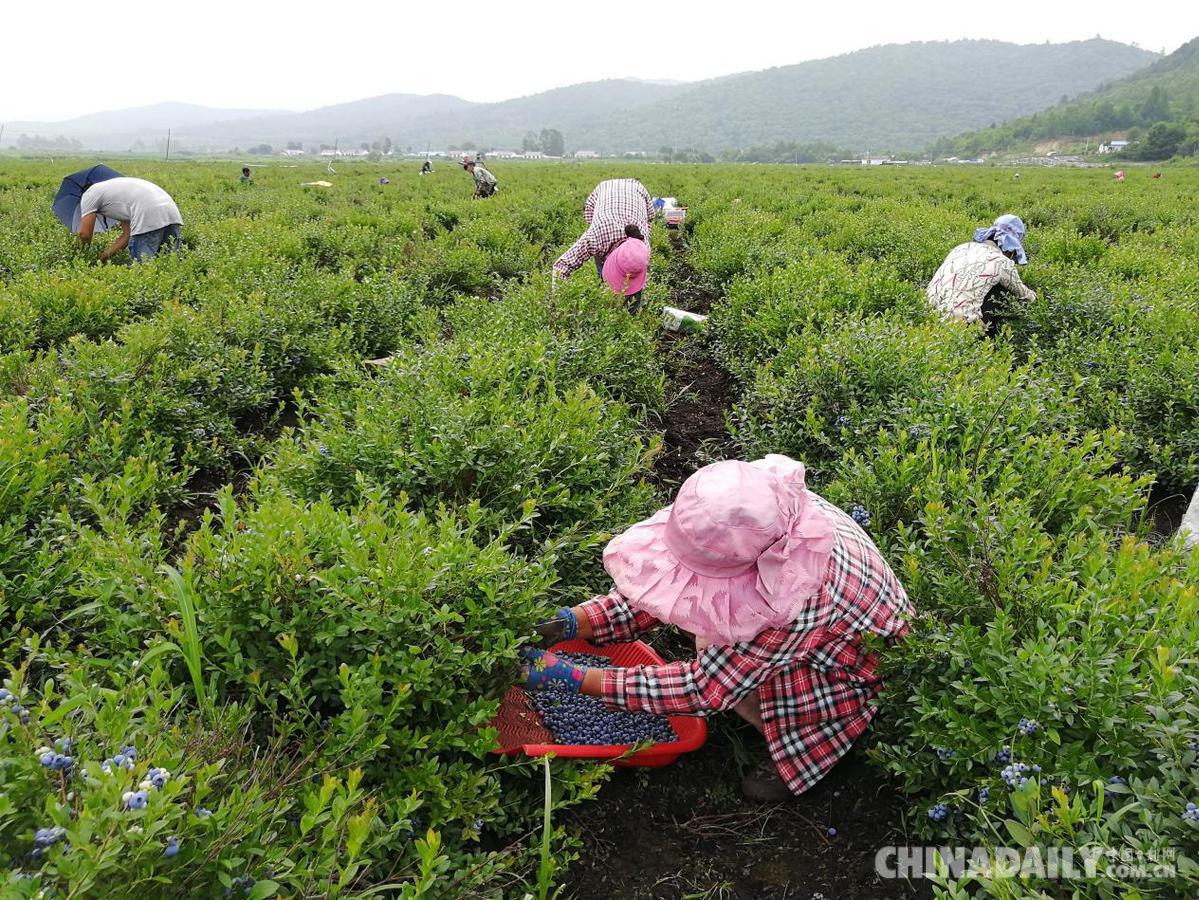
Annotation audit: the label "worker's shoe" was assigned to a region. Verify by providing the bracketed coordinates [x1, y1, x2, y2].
[741, 757, 791, 803]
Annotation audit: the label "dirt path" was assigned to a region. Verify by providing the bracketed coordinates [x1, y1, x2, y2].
[649, 231, 736, 493]
[563, 229, 921, 899]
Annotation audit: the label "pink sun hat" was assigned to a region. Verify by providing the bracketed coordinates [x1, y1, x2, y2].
[602, 237, 650, 296]
[602, 455, 837, 645]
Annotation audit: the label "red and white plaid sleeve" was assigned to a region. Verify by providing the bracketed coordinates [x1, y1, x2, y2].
[579, 591, 660, 646]
[554, 228, 600, 277]
[600, 620, 818, 716]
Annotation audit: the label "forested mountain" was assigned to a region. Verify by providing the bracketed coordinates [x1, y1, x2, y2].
[572, 39, 1159, 153]
[936, 37, 1199, 158]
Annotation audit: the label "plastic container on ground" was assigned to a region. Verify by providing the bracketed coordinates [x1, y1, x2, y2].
[662, 306, 708, 333]
[492, 639, 708, 767]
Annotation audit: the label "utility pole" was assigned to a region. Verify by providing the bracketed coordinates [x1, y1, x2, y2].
[165, 128, 172, 161]
[0, 124, 5, 149]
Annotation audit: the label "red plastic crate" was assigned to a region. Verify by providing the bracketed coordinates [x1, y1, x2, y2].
[492, 639, 708, 767]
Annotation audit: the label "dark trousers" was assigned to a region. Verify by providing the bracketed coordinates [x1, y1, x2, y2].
[980, 286, 1003, 332]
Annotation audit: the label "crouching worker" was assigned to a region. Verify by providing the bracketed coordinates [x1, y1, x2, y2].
[78, 176, 183, 263]
[927, 214, 1036, 329]
[521, 454, 912, 801]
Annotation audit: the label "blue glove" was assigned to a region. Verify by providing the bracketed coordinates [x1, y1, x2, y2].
[520, 649, 586, 692]
[532, 607, 578, 645]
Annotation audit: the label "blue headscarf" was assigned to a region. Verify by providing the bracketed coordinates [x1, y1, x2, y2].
[973, 214, 1028, 265]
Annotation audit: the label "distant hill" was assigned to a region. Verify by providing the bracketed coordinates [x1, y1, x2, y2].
[376, 80, 692, 152]
[936, 37, 1199, 158]
[572, 39, 1160, 153]
[185, 93, 476, 148]
[2, 39, 1162, 155]
[4, 102, 286, 139]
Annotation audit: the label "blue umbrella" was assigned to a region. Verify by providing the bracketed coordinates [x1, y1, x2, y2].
[52, 165, 123, 234]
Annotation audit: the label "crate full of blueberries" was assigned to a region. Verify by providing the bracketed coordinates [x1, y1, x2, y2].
[491, 639, 708, 767]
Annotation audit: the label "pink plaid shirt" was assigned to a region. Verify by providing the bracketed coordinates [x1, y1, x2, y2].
[553, 179, 656, 277]
[581, 495, 912, 794]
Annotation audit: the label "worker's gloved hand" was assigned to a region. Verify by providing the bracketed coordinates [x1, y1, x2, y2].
[520, 649, 586, 692]
[532, 608, 577, 646]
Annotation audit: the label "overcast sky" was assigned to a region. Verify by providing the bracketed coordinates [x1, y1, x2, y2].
[2, 0, 1193, 121]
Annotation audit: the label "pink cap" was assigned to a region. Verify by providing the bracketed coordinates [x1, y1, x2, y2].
[602, 455, 837, 644]
[601, 238, 650, 296]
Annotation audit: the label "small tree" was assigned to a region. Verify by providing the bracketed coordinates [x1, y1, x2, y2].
[1135, 122, 1185, 160]
[540, 129, 565, 157]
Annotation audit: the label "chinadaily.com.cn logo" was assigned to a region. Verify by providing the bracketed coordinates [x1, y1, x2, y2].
[876, 846, 1181, 880]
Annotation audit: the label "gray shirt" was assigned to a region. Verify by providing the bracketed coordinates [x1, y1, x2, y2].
[80, 177, 183, 236]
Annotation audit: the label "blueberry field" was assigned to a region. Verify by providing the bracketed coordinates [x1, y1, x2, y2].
[1, 158, 1198, 898]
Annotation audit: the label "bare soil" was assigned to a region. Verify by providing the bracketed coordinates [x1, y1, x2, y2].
[561, 722, 925, 900]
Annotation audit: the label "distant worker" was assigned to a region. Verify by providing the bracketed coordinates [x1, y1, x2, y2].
[78, 176, 183, 264]
[926, 214, 1035, 329]
[239, 166, 253, 185]
[553, 178, 656, 307]
[420, 159, 433, 176]
[463, 159, 497, 198]
[1013, 171, 1020, 181]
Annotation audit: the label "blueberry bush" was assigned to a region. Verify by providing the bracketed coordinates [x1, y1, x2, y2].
[0, 159, 670, 896]
[693, 165, 1199, 897]
[2, 157, 1198, 897]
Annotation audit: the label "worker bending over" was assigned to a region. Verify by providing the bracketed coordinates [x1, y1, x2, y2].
[553, 178, 656, 307]
[78, 177, 183, 263]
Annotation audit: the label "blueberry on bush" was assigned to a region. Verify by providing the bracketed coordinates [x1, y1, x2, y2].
[850, 504, 871, 528]
[122, 790, 149, 810]
[928, 803, 949, 823]
[1001, 763, 1040, 790]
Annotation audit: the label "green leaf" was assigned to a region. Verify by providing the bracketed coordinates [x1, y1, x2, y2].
[1004, 819, 1035, 847]
[246, 881, 280, 900]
